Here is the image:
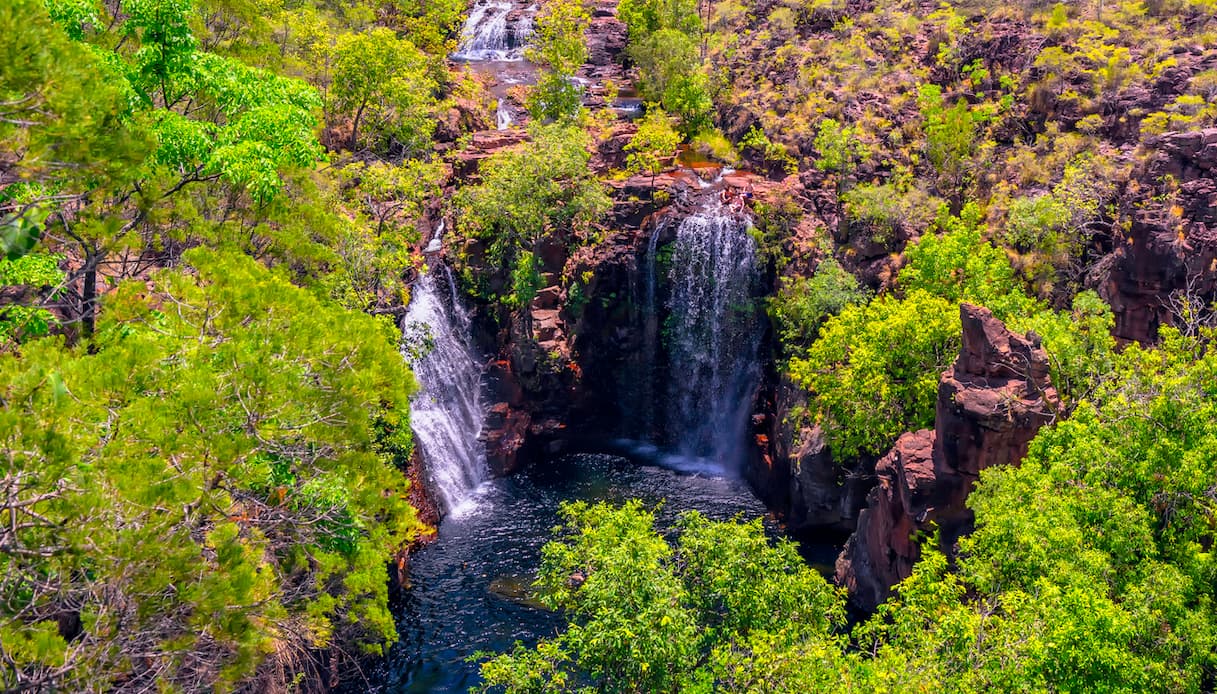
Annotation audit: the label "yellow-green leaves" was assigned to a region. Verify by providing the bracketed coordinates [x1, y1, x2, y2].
[0, 249, 424, 690]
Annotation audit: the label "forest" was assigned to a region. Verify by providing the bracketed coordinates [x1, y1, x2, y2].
[1, 0, 1215, 689]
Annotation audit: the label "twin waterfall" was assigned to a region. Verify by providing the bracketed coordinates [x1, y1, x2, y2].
[404, 198, 761, 515]
[401, 272, 487, 515]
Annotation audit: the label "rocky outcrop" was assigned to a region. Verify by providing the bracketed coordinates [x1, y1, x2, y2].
[1102, 128, 1217, 343]
[749, 382, 877, 540]
[835, 304, 1059, 610]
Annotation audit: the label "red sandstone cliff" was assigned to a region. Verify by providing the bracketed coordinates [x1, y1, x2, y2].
[835, 304, 1059, 610]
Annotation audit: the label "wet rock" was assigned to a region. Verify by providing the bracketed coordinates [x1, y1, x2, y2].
[482, 402, 532, 475]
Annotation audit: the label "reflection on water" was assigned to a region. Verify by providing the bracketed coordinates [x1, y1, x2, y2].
[351, 453, 771, 693]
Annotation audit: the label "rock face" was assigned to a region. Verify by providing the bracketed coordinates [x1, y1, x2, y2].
[835, 304, 1059, 611]
[1103, 128, 1217, 344]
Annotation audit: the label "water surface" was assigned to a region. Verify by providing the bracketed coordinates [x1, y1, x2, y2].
[353, 453, 770, 693]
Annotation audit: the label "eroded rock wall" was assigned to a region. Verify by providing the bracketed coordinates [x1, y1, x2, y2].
[835, 304, 1058, 610]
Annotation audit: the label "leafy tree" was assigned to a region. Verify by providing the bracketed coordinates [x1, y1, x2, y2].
[0, 254, 65, 347]
[525, 0, 592, 123]
[326, 159, 444, 312]
[456, 124, 610, 308]
[769, 256, 869, 353]
[630, 29, 713, 132]
[918, 84, 981, 202]
[625, 106, 681, 192]
[477, 501, 845, 693]
[17, 0, 329, 336]
[789, 289, 959, 459]
[331, 28, 440, 155]
[0, 249, 424, 691]
[0, 0, 146, 259]
[481, 332, 1217, 690]
[812, 118, 868, 175]
[617, 0, 702, 40]
[384, 0, 467, 53]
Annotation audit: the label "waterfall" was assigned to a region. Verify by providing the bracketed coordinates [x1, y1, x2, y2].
[401, 270, 488, 515]
[496, 100, 514, 130]
[452, 0, 533, 62]
[662, 202, 762, 472]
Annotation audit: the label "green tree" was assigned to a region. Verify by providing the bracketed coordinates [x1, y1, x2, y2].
[769, 256, 869, 353]
[385, 0, 467, 53]
[789, 290, 959, 459]
[477, 501, 845, 693]
[0, 249, 425, 691]
[812, 118, 867, 175]
[526, 0, 592, 123]
[630, 29, 713, 132]
[456, 124, 610, 308]
[918, 84, 980, 202]
[331, 28, 440, 154]
[625, 106, 681, 192]
[21, 0, 328, 336]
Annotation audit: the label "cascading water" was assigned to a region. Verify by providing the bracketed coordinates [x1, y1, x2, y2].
[451, 0, 533, 61]
[401, 270, 488, 515]
[661, 200, 762, 472]
[496, 100, 514, 130]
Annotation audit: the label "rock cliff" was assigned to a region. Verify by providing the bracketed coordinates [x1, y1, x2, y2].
[835, 304, 1058, 610]
[1102, 128, 1217, 343]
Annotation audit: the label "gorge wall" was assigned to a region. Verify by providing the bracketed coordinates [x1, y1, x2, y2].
[835, 304, 1059, 610]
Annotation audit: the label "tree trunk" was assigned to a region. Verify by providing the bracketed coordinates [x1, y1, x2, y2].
[80, 250, 100, 339]
[350, 101, 367, 152]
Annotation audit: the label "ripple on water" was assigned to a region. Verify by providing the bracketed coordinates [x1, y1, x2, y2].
[350, 453, 771, 693]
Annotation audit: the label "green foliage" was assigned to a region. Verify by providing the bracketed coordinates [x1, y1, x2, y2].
[0, 254, 65, 346]
[526, 0, 592, 123]
[1002, 154, 1116, 269]
[900, 203, 1033, 317]
[899, 204, 1116, 404]
[918, 83, 981, 199]
[789, 290, 959, 459]
[331, 28, 439, 155]
[740, 125, 798, 174]
[0, 249, 424, 691]
[812, 118, 867, 174]
[617, 0, 710, 132]
[385, 0, 467, 53]
[328, 159, 444, 311]
[625, 106, 681, 184]
[477, 501, 845, 693]
[793, 204, 1116, 459]
[841, 180, 942, 247]
[630, 29, 713, 132]
[483, 331, 1217, 690]
[769, 257, 869, 352]
[617, 0, 701, 40]
[456, 124, 610, 306]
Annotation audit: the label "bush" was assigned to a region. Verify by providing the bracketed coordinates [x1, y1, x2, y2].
[789, 290, 959, 459]
[769, 257, 869, 352]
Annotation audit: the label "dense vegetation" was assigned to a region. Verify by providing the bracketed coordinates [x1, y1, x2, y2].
[3, 0, 1216, 686]
[0, 0, 469, 687]
[469, 0, 1217, 690]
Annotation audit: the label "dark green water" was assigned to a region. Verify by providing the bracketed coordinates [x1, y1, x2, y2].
[351, 452, 771, 693]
